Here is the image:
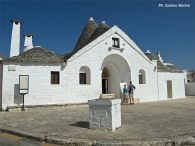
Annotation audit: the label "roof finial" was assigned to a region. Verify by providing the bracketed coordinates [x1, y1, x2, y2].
[102, 21, 105, 24]
[89, 17, 94, 21]
[146, 50, 151, 53]
[156, 52, 163, 63]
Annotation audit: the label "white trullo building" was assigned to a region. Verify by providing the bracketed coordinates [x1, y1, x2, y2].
[0, 18, 187, 110]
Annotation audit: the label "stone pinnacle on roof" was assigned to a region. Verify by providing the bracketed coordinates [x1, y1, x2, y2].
[146, 50, 151, 53]
[73, 17, 98, 53]
[89, 17, 94, 21]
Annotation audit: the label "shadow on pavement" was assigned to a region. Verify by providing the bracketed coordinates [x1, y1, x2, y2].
[70, 121, 89, 129]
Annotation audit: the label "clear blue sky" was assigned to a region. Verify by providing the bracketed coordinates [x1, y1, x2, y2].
[1, 0, 195, 70]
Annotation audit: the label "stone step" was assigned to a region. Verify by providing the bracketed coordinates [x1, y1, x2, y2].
[6, 103, 88, 112]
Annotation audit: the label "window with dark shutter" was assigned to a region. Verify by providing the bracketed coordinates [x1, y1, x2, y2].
[51, 71, 59, 84]
[139, 75, 143, 84]
[138, 69, 146, 84]
[79, 73, 86, 84]
[112, 38, 119, 48]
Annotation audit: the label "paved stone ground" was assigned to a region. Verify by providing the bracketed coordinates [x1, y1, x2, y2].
[0, 130, 60, 146]
[0, 97, 195, 146]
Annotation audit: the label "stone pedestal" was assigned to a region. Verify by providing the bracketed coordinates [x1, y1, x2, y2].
[88, 99, 121, 131]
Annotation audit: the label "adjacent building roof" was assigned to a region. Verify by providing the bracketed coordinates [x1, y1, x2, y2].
[187, 71, 195, 82]
[145, 52, 183, 73]
[165, 64, 179, 70]
[4, 47, 65, 63]
[0, 54, 4, 60]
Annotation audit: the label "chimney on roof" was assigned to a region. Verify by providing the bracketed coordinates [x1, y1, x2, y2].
[10, 20, 23, 57]
[156, 52, 163, 63]
[23, 34, 34, 52]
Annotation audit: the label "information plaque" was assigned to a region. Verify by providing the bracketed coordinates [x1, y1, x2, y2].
[19, 75, 29, 94]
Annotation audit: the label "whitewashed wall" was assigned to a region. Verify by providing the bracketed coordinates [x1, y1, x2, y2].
[1, 26, 168, 109]
[185, 82, 195, 96]
[67, 26, 159, 103]
[2, 63, 66, 109]
[158, 72, 185, 100]
[0, 63, 2, 109]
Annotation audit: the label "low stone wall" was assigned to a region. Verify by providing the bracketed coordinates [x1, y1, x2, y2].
[6, 103, 88, 112]
[185, 82, 195, 96]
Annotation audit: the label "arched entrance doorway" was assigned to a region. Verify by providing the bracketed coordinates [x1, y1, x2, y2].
[101, 54, 131, 98]
[102, 67, 110, 94]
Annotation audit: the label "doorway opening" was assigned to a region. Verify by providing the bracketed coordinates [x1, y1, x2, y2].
[102, 79, 108, 94]
[101, 67, 110, 94]
[101, 54, 131, 98]
[167, 80, 173, 98]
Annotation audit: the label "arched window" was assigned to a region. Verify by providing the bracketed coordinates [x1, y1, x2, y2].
[79, 66, 91, 84]
[139, 69, 146, 84]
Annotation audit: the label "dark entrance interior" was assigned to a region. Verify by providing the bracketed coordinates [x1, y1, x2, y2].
[102, 79, 108, 94]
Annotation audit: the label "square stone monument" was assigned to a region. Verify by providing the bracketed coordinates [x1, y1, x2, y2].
[88, 98, 121, 131]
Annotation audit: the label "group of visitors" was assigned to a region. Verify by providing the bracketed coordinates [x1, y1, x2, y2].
[123, 81, 136, 105]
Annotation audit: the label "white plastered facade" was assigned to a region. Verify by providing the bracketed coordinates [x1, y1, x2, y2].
[157, 72, 186, 100]
[1, 26, 186, 110]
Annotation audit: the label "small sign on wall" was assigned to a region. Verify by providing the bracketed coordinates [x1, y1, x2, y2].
[19, 75, 29, 94]
[8, 65, 16, 71]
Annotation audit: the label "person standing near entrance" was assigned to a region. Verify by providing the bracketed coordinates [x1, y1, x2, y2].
[129, 81, 136, 104]
[123, 84, 129, 105]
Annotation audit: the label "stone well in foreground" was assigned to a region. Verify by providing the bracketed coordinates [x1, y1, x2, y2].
[88, 98, 121, 131]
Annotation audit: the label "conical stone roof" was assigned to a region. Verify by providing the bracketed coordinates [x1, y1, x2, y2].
[4, 47, 64, 63]
[73, 17, 98, 53]
[87, 21, 110, 44]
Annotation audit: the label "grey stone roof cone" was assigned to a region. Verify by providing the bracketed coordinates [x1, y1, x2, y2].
[73, 17, 98, 53]
[87, 21, 110, 44]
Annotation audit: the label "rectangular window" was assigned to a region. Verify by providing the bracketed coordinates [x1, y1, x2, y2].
[51, 71, 59, 84]
[112, 38, 119, 48]
[79, 73, 86, 84]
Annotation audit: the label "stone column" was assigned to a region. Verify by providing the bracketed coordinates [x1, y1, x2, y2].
[88, 99, 121, 131]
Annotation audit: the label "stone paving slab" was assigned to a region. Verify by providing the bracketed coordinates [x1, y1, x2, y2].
[0, 96, 195, 146]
